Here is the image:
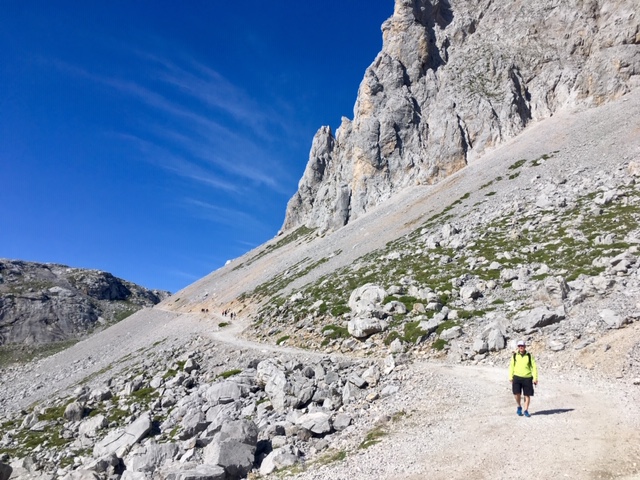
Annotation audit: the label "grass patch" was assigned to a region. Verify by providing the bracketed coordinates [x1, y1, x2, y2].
[218, 369, 242, 379]
[330, 303, 350, 317]
[359, 426, 387, 449]
[384, 331, 401, 346]
[163, 368, 178, 379]
[129, 387, 156, 399]
[276, 335, 291, 345]
[321, 324, 349, 339]
[113, 306, 139, 322]
[508, 159, 527, 170]
[403, 321, 428, 344]
[316, 449, 347, 466]
[435, 320, 459, 335]
[433, 339, 448, 350]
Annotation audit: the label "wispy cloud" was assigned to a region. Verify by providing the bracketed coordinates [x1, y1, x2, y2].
[50, 55, 293, 194]
[182, 198, 267, 231]
[110, 132, 240, 192]
[143, 123, 283, 191]
[132, 49, 290, 141]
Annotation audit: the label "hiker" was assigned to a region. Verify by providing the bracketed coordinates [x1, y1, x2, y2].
[509, 340, 538, 417]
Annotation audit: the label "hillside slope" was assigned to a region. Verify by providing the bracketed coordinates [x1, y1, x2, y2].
[0, 85, 637, 480]
[1, 1, 640, 477]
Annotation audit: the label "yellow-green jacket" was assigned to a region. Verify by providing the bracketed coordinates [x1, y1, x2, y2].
[509, 351, 538, 381]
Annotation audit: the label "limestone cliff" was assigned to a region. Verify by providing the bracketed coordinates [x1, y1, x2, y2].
[0, 259, 170, 345]
[283, 0, 640, 232]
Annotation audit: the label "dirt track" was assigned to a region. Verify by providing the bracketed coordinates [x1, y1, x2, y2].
[209, 313, 640, 480]
[290, 359, 640, 480]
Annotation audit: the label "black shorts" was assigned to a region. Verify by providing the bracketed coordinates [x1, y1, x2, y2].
[512, 375, 534, 396]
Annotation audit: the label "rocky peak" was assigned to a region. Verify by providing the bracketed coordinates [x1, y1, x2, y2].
[283, 0, 639, 233]
[0, 259, 170, 346]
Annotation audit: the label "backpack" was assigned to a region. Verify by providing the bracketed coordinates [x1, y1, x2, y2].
[513, 352, 531, 368]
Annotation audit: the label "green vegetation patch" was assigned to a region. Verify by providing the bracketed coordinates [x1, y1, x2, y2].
[316, 449, 347, 465]
[508, 159, 527, 170]
[432, 338, 448, 350]
[435, 320, 459, 335]
[403, 321, 428, 344]
[359, 426, 387, 449]
[218, 369, 242, 379]
[321, 324, 349, 340]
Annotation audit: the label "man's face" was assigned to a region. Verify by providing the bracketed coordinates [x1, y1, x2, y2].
[518, 345, 526, 351]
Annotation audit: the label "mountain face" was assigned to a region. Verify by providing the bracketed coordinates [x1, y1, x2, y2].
[0, 259, 170, 345]
[283, 0, 640, 233]
[1, 89, 639, 479]
[1, 3, 640, 479]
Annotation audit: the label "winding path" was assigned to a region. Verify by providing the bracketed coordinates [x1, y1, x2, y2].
[2, 305, 639, 479]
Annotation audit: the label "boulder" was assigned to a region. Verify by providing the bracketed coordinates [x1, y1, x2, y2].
[486, 328, 506, 351]
[78, 414, 107, 438]
[204, 381, 247, 406]
[165, 464, 226, 480]
[64, 401, 86, 422]
[361, 364, 381, 386]
[179, 410, 209, 440]
[333, 413, 353, 431]
[259, 445, 300, 476]
[61, 470, 101, 480]
[0, 463, 12, 480]
[514, 307, 566, 332]
[348, 284, 387, 314]
[439, 326, 462, 341]
[125, 443, 179, 473]
[460, 286, 482, 303]
[418, 317, 444, 336]
[533, 276, 569, 307]
[202, 420, 258, 479]
[347, 316, 388, 339]
[120, 472, 147, 480]
[93, 412, 152, 458]
[295, 412, 332, 435]
[599, 309, 627, 329]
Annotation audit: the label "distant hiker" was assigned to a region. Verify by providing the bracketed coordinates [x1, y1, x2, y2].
[509, 340, 538, 417]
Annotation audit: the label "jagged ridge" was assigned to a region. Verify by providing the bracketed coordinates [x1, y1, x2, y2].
[283, 0, 640, 233]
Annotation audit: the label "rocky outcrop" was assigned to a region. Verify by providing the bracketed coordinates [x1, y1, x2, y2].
[0, 259, 170, 345]
[283, 0, 640, 232]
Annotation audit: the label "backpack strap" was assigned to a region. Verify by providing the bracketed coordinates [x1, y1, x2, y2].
[513, 352, 532, 368]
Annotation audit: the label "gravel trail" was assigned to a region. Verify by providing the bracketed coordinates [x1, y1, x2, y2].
[290, 361, 640, 480]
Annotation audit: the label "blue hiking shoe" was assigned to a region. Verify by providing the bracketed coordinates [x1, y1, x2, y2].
[524, 410, 531, 417]
[517, 406, 523, 416]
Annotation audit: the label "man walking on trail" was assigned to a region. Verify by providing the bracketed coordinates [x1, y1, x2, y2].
[509, 340, 538, 417]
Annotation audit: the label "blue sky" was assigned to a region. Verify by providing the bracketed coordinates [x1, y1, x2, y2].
[1, 2, 393, 293]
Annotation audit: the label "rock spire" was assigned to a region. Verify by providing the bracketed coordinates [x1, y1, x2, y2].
[283, 0, 640, 232]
